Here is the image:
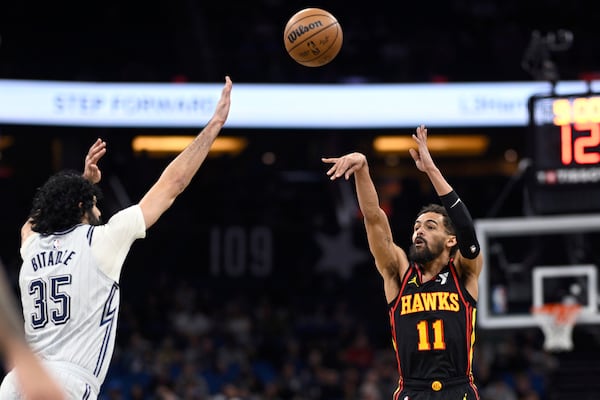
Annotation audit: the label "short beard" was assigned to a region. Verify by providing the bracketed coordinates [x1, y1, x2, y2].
[85, 210, 101, 226]
[409, 240, 444, 264]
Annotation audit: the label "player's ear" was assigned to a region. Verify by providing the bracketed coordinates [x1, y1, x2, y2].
[446, 235, 457, 249]
[78, 202, 87, 221]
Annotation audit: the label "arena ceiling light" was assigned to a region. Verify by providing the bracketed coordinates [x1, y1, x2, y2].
[132, 136, 248, 157]
[373, 135, 489, 156]
[0, 135, 14, 150]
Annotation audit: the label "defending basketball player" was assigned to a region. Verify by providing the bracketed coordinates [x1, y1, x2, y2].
[322, 125, 483, 399]
[0, 76, 232, 399]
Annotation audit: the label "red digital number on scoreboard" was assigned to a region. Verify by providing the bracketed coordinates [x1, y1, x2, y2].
[552, 98, 600, 165]
[559, 123, 600, 165]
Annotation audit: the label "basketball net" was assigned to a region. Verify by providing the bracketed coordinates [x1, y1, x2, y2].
[532, 303, 581, 352]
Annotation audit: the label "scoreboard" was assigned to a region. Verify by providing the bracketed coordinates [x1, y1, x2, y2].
[528, 93, 600, 214]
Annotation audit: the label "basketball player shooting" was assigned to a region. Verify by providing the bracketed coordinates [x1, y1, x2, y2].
[0, 76, 232, 399]
[322, 125, 483, 399]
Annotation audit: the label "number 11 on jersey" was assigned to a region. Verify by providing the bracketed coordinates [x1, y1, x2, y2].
[416, 319, 446, 351]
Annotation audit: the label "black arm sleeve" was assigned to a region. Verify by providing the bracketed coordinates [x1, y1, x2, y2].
[439, 190, 480, 259]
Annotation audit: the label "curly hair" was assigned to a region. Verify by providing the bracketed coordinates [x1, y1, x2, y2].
[29, 170, 102, 235]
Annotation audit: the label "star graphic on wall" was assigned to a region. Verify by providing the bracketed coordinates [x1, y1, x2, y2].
[314, 228, 369, 279]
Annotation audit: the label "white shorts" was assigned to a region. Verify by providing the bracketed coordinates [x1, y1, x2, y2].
[0, 368, 97, 400]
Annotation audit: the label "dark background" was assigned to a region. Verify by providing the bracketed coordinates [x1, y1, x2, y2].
[1, 0, 599, 83]
[1, 1, 600, 399]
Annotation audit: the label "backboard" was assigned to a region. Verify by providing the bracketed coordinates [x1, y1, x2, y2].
[476, 214, 600, 329]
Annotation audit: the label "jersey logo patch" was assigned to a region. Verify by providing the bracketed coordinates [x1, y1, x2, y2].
[408, 275, 419, 287]
[52, 239, 62, 249]
[437, 272, 449, 285]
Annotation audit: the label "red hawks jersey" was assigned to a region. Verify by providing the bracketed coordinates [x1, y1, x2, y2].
[388, 260, 477, 381]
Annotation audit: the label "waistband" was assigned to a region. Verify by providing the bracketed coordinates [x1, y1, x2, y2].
[400, 376, 470, 392]
[43, 360, 101, 395]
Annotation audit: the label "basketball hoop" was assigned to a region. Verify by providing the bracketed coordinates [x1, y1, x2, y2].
[532, 303, 582, 352]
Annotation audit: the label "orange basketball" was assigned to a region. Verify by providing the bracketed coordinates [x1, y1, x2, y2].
[283, 8, 343, 67]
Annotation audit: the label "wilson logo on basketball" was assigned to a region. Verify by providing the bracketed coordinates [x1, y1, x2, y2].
[286, 20, 324, 44]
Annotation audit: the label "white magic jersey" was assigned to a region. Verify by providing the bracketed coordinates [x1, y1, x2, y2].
[17, 205, 145, 396]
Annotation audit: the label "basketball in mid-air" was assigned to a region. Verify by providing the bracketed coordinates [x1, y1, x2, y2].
[283, 8, 343, 67]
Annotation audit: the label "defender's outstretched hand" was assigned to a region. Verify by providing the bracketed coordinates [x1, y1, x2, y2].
[211, 76, 233, 126]
[82, 138, 107, 184]
[322, 152, 367, 180]
[408, 124, 436, 173]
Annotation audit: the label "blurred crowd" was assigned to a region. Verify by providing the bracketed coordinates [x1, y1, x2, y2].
[96, 274, 561, 400]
